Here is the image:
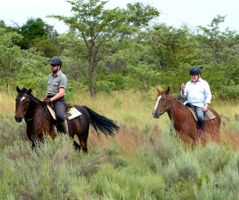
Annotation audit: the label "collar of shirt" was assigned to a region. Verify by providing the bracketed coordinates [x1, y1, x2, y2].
[191, 77, 202, 83]
[52, 70, 61, 77]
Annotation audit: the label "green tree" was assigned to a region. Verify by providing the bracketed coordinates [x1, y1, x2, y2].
[51, 0, 159, 96]
[0, 26, 23, 79]
[196, 15, 239, 98]
[17, 18, 60, 57]
[197, 15, 229, 64]
[147, 24, 198, 71]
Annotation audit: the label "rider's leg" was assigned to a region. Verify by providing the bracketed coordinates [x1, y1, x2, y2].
[54, 99, 69, 136]
[195, 106, 205, 130]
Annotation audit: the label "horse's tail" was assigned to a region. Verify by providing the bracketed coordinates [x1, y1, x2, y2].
[83, 106, 119, 135]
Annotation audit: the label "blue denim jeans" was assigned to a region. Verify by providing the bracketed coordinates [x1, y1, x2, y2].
[194, 106, 205, 130]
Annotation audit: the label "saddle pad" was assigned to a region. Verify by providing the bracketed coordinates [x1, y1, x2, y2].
[47, 105, 56, 120]
[47, 106, 82, 120]
[187, 107, 216, 121]
[67, 107, 82, 120]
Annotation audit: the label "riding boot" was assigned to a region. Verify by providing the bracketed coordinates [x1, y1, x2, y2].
[197, 122, 204, 136]
[58, 120, 70, 137]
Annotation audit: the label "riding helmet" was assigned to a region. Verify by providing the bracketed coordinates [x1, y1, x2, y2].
[189, 66, 201, 75]
[49, 56, 62, 66]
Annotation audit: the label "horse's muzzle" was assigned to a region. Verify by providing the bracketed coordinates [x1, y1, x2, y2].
[15, 115, 23, 122]
[152, 111, 160, 118]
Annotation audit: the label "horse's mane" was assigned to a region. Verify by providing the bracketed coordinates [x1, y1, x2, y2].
[21, 88, 44, 106]
[168, 93, 187, 109]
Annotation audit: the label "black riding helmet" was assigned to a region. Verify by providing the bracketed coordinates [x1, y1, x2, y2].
[189, 66, 201, 75]
[49, 56, 62, 66]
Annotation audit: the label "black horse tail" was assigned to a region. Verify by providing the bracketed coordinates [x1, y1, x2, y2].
[83, 106, 119, 135]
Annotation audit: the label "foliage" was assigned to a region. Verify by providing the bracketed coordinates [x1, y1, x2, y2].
[50, 0, 159, 95]
[1, 9, 239, 98]
[0, 27, 23, 79]
[17, 18, 58, 48]
[2, 88, 239, 199]
[147, 24, 199, 70]
[2, 5, 239, 198]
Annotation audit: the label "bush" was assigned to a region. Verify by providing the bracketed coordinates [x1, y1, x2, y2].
[194, 143, 232, 173]
[163, 153, 201, 184]
[218, 86, 239, 100]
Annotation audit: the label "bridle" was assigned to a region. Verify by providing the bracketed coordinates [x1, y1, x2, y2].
[25, 106, 47, 122]
[154, 95, 171, 116]
[16, 93, 48, 122]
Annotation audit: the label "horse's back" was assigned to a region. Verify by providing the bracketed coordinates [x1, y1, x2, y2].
[73, 105, 90, 118]
[209, 107, 221, 126]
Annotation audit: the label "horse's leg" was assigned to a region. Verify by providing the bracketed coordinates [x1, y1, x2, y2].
[68, 120, 83, 151]
[73, 138, 81, 151]
[26, 128, 36, 149]
[49, 126, 57, 139]
[78, 129, 89, 153]
[31, 140, 36, 149]
[79, 136, 88, 153]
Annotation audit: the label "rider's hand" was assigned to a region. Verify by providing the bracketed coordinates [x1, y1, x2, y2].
[180, 83, 185, 92]
[202, 104, 208, 112]
[43, 97, 51, 104]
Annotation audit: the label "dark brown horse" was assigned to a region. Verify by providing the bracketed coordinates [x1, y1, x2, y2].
[15, 87, 119, 152]
[152, 87, 221, 144]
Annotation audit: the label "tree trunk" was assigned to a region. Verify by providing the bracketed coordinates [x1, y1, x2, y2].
[88, 63, 95, 96]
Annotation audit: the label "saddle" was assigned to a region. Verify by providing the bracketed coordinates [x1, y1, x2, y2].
[47, 103, 82, 120]
[186, 105, 216, 121]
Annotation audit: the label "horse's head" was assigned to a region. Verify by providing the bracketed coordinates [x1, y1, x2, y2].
[152, 87, 171, 118]
[15, 86, 32, 122]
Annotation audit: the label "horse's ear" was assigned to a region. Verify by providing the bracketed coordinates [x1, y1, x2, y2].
[156, 87, 161, 94]
[27, 89, 32, 94]
[16, 86, 21, 93]
[166, 87, 170, 94]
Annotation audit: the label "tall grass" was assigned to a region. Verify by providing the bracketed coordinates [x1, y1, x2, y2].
[1, 90, 239, 199]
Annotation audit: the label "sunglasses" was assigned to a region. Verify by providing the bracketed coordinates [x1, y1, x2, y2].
[51, 64, 58, 67]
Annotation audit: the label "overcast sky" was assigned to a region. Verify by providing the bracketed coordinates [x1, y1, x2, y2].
[0, 0, 238, 33]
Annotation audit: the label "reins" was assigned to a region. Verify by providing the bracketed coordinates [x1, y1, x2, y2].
[25, 106, 48, 122]
[23, 95, 51, 122]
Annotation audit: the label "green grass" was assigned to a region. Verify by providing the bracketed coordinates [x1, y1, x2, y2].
[1, 90, 239, 199]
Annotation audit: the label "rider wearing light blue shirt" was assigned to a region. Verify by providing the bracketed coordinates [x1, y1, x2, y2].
[180, 67, 212, 132]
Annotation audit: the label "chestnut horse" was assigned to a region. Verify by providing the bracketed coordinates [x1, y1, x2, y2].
[15, 87, 119, 152]
[152, 87, 221, 144]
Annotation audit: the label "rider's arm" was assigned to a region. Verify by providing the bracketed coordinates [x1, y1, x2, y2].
[180, 83, 188, 99]
[50, 88, 65, 102]
[50, 74, 67, 102]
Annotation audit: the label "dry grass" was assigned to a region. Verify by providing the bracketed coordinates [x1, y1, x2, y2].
[213, 101, 239, 119]
[222, 131, 239, 150]
[70, 90, 166, 130]
[88, 124, 146, 157]
[0, 92, 15, 115]
[3, 89, 239, 150]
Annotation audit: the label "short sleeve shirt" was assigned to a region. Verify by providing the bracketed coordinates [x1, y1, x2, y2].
[47, 70, 67, 96]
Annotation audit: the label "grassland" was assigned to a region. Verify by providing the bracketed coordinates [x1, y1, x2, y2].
[1, 89, 239, 200]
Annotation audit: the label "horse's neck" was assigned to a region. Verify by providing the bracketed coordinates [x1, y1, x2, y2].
[26, 96, 44, 118]
[167, 97, 187, 120]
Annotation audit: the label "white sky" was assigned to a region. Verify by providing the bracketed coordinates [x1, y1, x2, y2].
[0, 0, 238, 33]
